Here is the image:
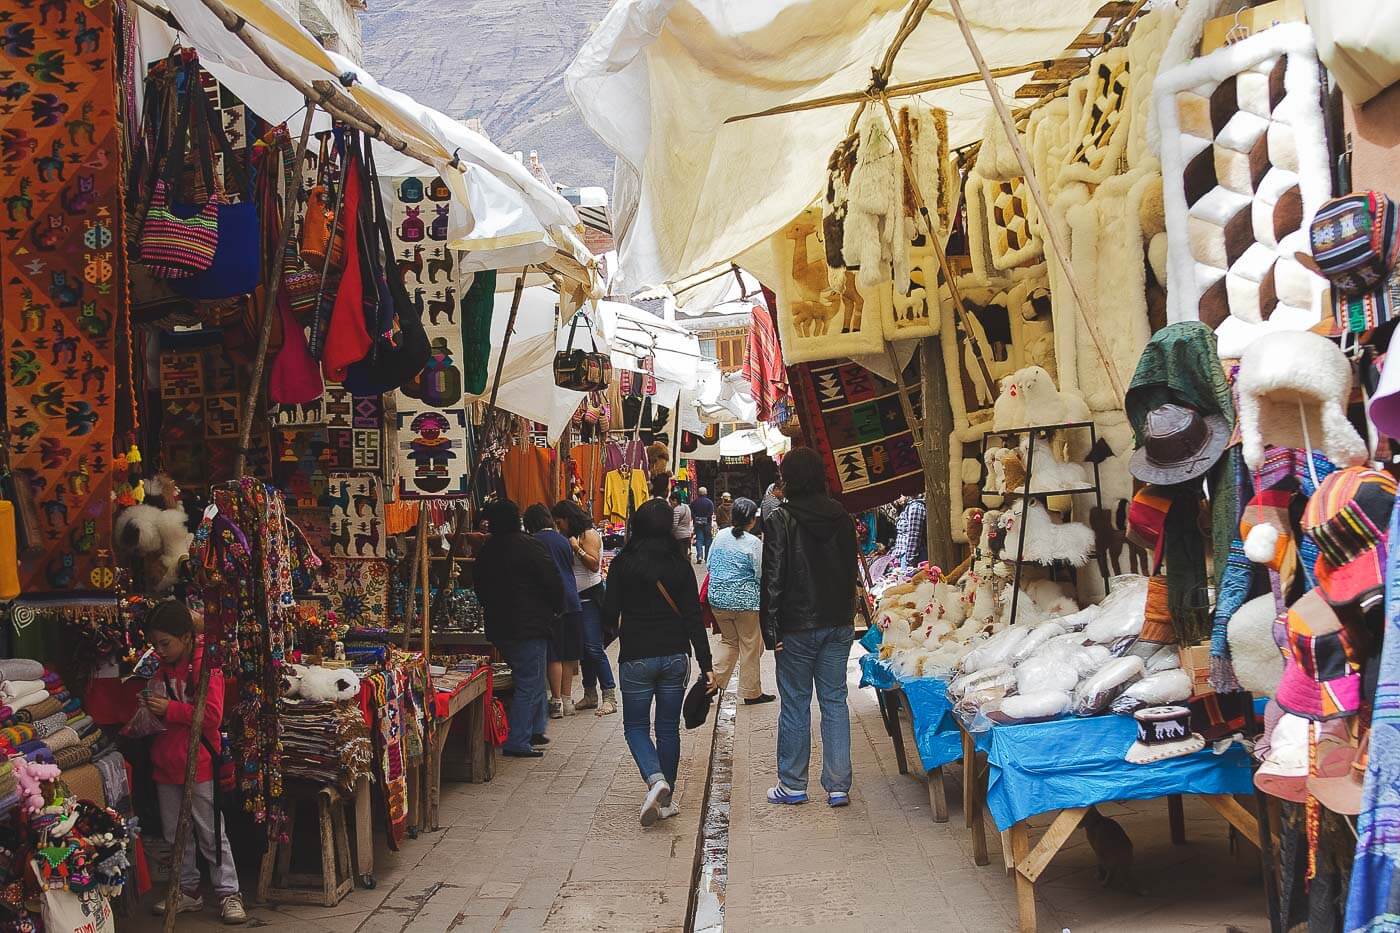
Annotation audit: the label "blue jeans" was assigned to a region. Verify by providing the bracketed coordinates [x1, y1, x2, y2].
[499, 638, 548, 753]
[775, 625, 855, 794]
[619, 653, 688, 787]
[578, 595, 615, 692]
[695, 522, 713, 560]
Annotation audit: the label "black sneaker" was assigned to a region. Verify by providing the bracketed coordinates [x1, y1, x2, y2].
[744, 694, 777, 705]
[503, 748, 544, 758]
[531, 734, 550, 746]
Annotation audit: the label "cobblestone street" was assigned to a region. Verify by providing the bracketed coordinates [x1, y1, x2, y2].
[129, 643, 1268, 932]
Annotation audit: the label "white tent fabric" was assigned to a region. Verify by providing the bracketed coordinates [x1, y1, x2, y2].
[591, 301, 701, 396]
[489, 285, 585, 442]
[148, 0, 595, 283]
[567, 0, 1108, 288]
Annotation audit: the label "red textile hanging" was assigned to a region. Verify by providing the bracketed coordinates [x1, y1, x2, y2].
[743, 301, 787, 422]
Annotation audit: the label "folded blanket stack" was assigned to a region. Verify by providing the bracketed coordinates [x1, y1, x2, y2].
[16, 696, 62, 723]
[279, 698, 373, 791]
[32, 712, 66, 739]
[52, 745, 91, 770]
[0, 660, 42, 683]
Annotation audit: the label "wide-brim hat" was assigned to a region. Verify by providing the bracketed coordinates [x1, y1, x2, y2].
[1129, 403, 1231, 485]
[1254, 709, 1353, 802]
[1275, 589, 1363, 721]
[1307, 728, 1369, 815]
[1126, 706, 1205, 764]
[1301, 467, 1396, 610]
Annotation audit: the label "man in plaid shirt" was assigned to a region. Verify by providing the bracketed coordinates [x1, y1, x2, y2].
[890, 495, 927, 570]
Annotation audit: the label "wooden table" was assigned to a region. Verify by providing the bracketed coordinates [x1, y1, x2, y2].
[420, 670, 495, 832]
[951, 717, 1263, 931]
[874, 684, 953, 824]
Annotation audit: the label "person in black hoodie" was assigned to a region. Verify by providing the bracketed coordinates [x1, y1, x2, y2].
[475, 500, 564, 758]
[761, 447, 859, 807]
[602, 499, 715, 826]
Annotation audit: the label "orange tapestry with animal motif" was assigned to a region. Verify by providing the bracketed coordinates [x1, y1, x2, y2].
[0, 0, 120, 592]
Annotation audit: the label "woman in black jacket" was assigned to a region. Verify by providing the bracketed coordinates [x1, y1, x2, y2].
[475, 500, 564, 758]
[761, 447, 858, 808]
[602, 499, 715, 826]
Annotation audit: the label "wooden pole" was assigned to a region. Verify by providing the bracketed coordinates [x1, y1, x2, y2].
[164, 104, 316, 933]
[920, 337, 955, 572]
[945, 0, 1127, 405]
[723, 61, 1044, 124]
[420, 505, 431, 659]
[404, 505, 427, 650]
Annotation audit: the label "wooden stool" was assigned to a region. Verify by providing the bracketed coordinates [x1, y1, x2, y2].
[258, 783, 354, 907]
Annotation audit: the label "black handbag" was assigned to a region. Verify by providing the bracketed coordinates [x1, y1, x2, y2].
[553, 311, 612, 391]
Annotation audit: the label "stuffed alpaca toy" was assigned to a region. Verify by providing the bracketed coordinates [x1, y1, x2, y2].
[1236, 330, 1367, 472]
[113, 473, 192, 593]
[280, 663, 308, 698]
[1023, 578, 1079, 619]
[14, 758, 60, 813]
[1015, 437, 1091, 493]
[997, 500, 1095, 566]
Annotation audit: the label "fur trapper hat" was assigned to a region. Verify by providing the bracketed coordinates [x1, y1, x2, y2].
[1236, 331, 1367, 471]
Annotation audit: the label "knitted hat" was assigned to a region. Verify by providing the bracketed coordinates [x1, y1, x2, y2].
[1297, 192, 1400, 333]
[1276, 588, 1363, 721]
[1300, 466, 1396, 609]
[1239, 488, 1299, 594]
[1236, 331, 1367, 472]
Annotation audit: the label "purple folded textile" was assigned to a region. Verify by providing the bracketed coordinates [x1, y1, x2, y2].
[21, 746, 54, 765]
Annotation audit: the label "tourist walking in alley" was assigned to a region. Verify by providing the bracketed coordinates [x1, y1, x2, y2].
[716, 490, 734, 529]
[761, 447, 859, 807]
[670, 491, 694, 561]
[691, 486, 715, 562]
[706, 497, 774, 705]
[552, 500, 617, 715]
[476, 500, 564, 758]
[525, 505, 583, 719]
[603, 499, 716, 826]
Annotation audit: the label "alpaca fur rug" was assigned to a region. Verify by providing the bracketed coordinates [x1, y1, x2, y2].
[1154, 22, 1331, 353]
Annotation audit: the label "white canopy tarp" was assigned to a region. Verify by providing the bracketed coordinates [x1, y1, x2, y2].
[591, 301, 701, 396]
[146, 0, 596, 284]
[567, 0, 1108, 288]
[489, 284, 585, 442]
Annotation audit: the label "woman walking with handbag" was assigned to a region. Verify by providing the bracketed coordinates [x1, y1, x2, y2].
[602, 500, 715, 826]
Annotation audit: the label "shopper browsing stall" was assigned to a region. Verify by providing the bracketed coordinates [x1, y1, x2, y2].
[890, 495, 928, 571]
[762, 448, 859, 808]
[144, 601, 247, 925]
[670, 492, 694, 561]
[552, 500, 617, 716]
[603, 500, 715, 826]
[525, 505, 584, 719]
[707, 498, 774, 705]
[476, 501, 565, 758]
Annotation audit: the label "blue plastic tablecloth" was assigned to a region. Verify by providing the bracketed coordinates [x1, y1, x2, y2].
[859, 651, 975, 771]
[983, 712, 1256, 831]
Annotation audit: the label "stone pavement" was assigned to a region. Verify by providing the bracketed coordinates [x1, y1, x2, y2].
[126, 637, 1271, 932]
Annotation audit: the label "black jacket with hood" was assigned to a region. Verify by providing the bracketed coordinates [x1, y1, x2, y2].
[760, 493, 858, 649]
[475, 530, 565, 645]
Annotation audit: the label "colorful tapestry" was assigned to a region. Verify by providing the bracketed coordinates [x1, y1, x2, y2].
[382, 173, 470, 499]
[269, 384, 387, 525]
[325, 474, 385, 559]
[322, 557, 389, 628]
[790, 358, 923, 513]
[159, 343, 262, 492]
[0, 0, 123, 592]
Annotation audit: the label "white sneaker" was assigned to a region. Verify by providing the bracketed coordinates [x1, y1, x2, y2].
[220, 893, 248, 925]
[153, 891, 204, 915]
[548, 698, 564, 719]
[659, 802, 680, 820]
[562, 698, 576, 716]
[640, 780, 671, 827]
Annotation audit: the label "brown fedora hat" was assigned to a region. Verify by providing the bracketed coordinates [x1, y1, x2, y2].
[1129, 403, 1231, 486]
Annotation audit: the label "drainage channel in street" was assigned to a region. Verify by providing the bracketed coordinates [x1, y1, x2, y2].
[685, 669, 737, 933]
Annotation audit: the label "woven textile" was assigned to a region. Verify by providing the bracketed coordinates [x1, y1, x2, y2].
[160, 342, 261, 492]
[0, 0, 123, 593]
[325, 474, 385, 559]
[383, 174, 471, 499]
[790, 358, 923, 513]
[742, 304, 786, 423]
[323, 558, 390, 628]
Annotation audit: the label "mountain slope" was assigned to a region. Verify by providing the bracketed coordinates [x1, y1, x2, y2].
[359, 0, 615, 188]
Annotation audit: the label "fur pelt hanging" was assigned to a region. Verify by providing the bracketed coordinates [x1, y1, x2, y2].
[822, 132, 859, 269]
[842, 107, 907, 291]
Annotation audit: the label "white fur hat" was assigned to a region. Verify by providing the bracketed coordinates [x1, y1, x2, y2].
[1236, 331, 1367, 471]
[1226, 594, 1284, 697]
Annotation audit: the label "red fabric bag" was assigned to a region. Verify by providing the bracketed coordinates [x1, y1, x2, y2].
[268, 288, 323, 404]
[320, 156, 372, 381]
[700, 573, 718, 632]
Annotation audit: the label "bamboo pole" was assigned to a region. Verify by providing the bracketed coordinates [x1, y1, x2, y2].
[945, 0, 1128, 405]
[163, 104, 316, 933]
[723, 61, 1045, 125]
[404, 505, 428, 650]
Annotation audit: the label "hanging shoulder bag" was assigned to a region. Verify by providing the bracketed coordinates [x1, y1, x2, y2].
[171, 75, 261, 300]
[136, 56, 220, 279]
[342, 142, 430, 395]
[554, 310, 612, 391]
[301, 134, 336, 270]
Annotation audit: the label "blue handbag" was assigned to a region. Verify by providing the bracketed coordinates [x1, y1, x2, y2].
[171, 77, 260, 300]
